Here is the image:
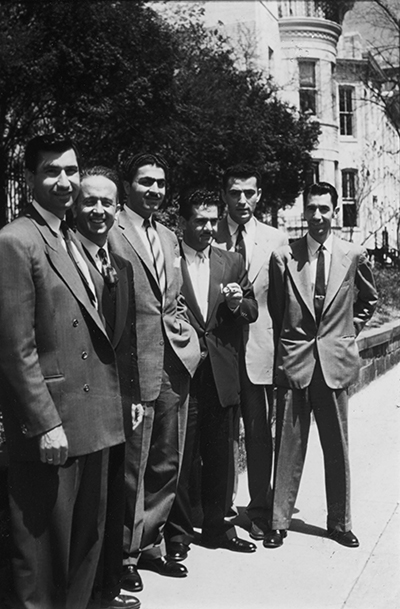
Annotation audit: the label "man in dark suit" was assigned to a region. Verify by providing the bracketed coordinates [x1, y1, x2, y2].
[108, 154, 201, 592]
[73, 166, 142, 609]
[164, 188, 259, 558]
[215, 164, 288, 539]
[0, 135, 125, 609]
[265, 182, 378, 549]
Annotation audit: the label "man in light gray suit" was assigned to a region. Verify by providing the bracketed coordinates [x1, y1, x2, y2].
[109, 153, 200, 593]
[215, 164, 288, 539]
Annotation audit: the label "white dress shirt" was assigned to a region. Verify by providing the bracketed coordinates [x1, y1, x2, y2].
[182, 241, 210, 321]
[227, 214, 256, 268]
[307, 232, 333, 294]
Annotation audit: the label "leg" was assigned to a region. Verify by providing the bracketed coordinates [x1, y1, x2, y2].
[271, 387, 311, 530]
[8, 451, 108, 609]
[240, 352, 273, 522]
[308, 367, 351, 532]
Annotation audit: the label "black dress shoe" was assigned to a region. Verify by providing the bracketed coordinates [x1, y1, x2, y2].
[100, 594, 141, 609]
[249, 519, 270, 541]
[138, 556, 188, 577]
[166, 542, 190, 561]
[263, 529, 287, 548]
[327, 528, 359, 548]
[120, 565, 143, 592]
[202, 535, 257, 553]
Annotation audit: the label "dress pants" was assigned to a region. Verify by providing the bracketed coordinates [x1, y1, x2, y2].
[92, 442, 125, 603]
[8, 450, 109, 609]
[123, 346, 189, 565]
[271, 361, 352, 532]
[239, 348, 274, 522]
[166, 357, 239, 544]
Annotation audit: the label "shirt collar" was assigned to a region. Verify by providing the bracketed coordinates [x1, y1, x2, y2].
[307, 232, 333, 256]
[182, 240, 210, 263]
[226, 213, 256, 237]
[32, 200, 62, 235]
[75, 231, 109, 261]
[125, 207, 155, 229]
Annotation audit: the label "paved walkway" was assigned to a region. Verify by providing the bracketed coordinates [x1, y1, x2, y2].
[126, 363, 400, 609]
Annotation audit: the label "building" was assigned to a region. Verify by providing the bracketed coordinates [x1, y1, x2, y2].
[200, 0, 400, 250]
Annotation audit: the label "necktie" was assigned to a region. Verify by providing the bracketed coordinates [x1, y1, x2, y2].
[194, 250, 209, 320]
[143, 218, 166, 295]
[314, 244, 325, 325]
[97, 247, 119, 288]
[235, 224, 246, 264]
[60, 222, 97, 308]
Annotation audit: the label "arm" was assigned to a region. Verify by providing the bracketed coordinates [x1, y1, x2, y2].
[223, 256, 258, 325]
[353, 250, 378, 335]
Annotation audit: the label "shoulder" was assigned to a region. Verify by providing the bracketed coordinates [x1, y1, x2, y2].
[215, 217, 229, 242]
[0, 214, 37, 246]
[333, 236, 367, 259]
[256, 219, 286, 241]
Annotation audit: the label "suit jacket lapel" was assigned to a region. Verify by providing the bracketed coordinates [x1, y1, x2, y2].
[27, 211, 107, 338]
[118, 209, 160, 289]
[287, 236, 315, 319]
[157, 222, 175, 296]
[207, 247, 225, 323]
[248, 220, 267, 282]
[323, 236, 352, 313]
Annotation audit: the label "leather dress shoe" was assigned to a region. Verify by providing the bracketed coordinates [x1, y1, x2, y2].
[100, 594, 141, 609]
[263, 529, 287, 548]
[327, 528, 359, 548]
[138, 556, 188, 577]
[166, 542, 190, 561]
[120, 565, 143, 593]
[202, 535, 257, 553]
[249, 519, 270, 541]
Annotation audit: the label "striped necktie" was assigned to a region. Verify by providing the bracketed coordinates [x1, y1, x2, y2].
[235, 224, 246, 265]
[97, 247, 119, 288]
[314, 244, 325, 325]
[143, 218, 166, 295]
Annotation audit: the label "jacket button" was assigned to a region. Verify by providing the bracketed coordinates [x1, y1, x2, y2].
[72, 319, 79, 327]
[159, 340, 164, 346]
[204, 331, 209, 337]
[21, 424, 28, 435]
[83, 384, 90, 392]
[81, 351, 88, 360]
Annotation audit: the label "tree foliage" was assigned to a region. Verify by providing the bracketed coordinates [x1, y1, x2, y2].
[0, 0, 320, 227]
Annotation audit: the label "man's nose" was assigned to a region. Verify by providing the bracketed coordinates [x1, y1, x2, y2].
[93, 200, 104, 213]
[57, 171, 70, 188]
[148, 181, 160, 195]
[204, 220, 213, 231]
[313, 208, 322, 220]
[238, 192, 247, 204]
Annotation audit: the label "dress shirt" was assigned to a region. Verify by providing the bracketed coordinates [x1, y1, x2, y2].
[182, 241, 210, 321]
[124, 207, 163, 262]
[227, 214, 256, 268]
[307, 232, 333, 294]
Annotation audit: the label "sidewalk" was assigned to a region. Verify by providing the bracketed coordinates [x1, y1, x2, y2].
[127, 363, 400, 609]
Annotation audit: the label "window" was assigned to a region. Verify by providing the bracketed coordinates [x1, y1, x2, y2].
[299, 60, 317, 115]
[342, 170, 357, 227]
[304, 161, 320, 186]
[339, 87, 354, 136]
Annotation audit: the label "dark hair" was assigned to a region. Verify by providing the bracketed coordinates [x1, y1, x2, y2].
[303, 181, 338, 209]
[123, 152, 169, 184]
[25, 133, 80, 173]
[81, 166, 123, 204]
[179, 187, 219, 220]
[222, 164, 262, 191]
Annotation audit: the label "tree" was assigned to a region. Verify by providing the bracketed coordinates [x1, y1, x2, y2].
[0, 0, 320, 228]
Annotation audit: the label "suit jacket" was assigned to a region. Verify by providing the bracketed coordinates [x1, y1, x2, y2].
[0, 205, 125, 461]
[181, 246, 258, 407]
[109, 207, 201, 402]
[268, 235, 378, 390]
[82, 244, 141, 436]
[215, 217, 288, 384]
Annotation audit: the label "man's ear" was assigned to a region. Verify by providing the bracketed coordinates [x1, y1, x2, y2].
[123, 181, 131, 196]
[25, 169, 35, 191]
[178, 215, 187, 235]
[71, 200, 78, 220]
[115, 203, 121, 220]
[220, 189, 226, 205]
[256, 188, 262, 204]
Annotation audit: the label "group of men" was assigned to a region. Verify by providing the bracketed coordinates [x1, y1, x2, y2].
[0, 133, 378, 609]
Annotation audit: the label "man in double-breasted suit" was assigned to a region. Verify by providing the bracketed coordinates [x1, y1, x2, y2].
[165, 188, 258, 558]
[265, 182, 377, 549]
[216, 164, 288, 537]
[0, 135, 125, 609]
[73, 166, 142, 609]
[108, 153, 200, 592]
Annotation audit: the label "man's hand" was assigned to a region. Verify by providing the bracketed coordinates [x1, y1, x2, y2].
[222, 282, 243, 311]
[131, 403, 145, 432]
[39, 425, 69, 466]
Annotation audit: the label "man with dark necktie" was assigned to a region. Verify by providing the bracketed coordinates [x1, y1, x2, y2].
[73, 166, 142, 609]
[265, 182, 378, 549]
[108, 153, 201, 593]
[164, 188, 259, 559]
[0, 135, 125, 609]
